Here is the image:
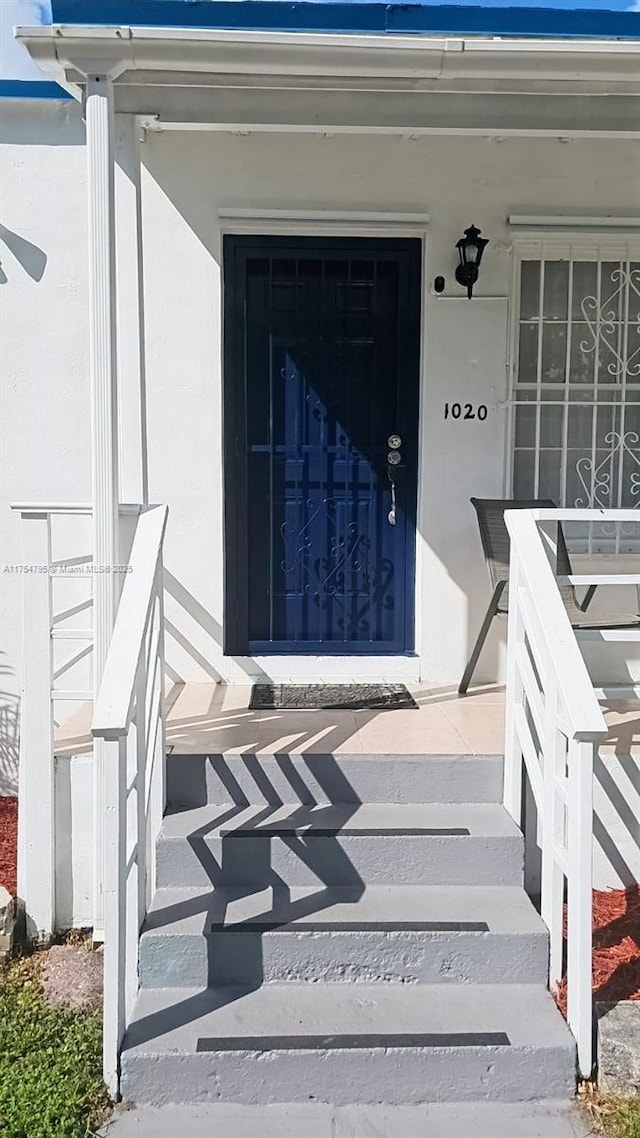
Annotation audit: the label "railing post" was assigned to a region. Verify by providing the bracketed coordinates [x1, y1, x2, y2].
[17, 512, 54, 940]
[567, 738, 594, 1079]
[504, 552, 524, 823]
[93, 506, 168, 1096]
[541, 685, 564, 990]
[102, 734, 127, 1096]
[134, 656, 146, 935]
[147, 569, 166, 908]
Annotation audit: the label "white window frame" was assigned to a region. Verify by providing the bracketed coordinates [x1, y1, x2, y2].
[508, 236, 640, 550]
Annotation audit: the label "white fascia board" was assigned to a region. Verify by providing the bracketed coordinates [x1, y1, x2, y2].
[15, 23, 640, 86]
[15, 25, 134, 83]
[13, 25, 84, 97]
[509, 215, 640, 229]
[18, 23, 640, 53]
[15, 24, 457, 51]
[15, 24, 450, 82]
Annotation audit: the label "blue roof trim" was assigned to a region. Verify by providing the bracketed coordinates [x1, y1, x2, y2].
[49, 1, 640, 40]
[0, 80, 73, 100]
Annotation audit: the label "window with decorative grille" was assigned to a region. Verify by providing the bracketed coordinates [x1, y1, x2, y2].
[511, 247, 640, 550]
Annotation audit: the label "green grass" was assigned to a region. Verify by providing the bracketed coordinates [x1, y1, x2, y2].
[584, 1091, 640, 1138]
[0, 955, 110, 1138]
[598, 1101, 640, 1138]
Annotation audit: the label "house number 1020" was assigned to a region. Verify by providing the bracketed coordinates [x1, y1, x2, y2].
[444, 402, 488, 421]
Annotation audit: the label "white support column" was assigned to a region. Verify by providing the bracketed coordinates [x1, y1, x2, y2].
[17, 513, 54, 939]
[86, 75, 119, 937]
[115, 114, 148, 508]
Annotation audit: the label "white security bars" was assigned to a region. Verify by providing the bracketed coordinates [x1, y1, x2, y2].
[92, 505, 168, 1095]
[511, 245, 640, 553]
[504, 506, 609, 1078]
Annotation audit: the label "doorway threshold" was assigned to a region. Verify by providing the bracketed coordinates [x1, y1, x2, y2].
[219, 656, 422, 685]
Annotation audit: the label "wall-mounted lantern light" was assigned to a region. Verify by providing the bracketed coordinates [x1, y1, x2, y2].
[455, 224, 489, 299]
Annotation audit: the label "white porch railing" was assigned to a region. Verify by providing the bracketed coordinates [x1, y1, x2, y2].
[11, 502, 140, 939]
[92, 505, 168, 1096]
[504, 507, 625, 1078]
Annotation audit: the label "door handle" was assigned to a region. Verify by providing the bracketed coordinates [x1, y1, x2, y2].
[388, 473, 396, 526]
[387, 434, 402, 525]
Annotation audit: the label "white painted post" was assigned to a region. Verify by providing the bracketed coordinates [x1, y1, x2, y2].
[134, 657, 146, 932]
[147, 571, 167, 906]
[102, 734, 127, 1096]
[541, 685, 564, 990]
[115, 114, 148, 508]
[504, 553, 524, 823]
[567, 739, 594, 1079]
[17, 513, 54, 939]
[86, 75, 119, 937]
[125, 710, 140, 1024]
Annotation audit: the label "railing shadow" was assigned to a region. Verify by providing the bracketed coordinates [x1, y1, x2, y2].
[593, 700, 640, 888]
[124, 733, 367, 1050]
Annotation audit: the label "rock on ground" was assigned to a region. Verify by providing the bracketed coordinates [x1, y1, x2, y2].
[0, 885, 14, 936]
[41, 943, 103, 1012]
[0, 884, 15, 963]
[598, 1001, 640, 1095]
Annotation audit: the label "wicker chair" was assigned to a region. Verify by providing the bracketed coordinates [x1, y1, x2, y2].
[459, 497, 640, 695]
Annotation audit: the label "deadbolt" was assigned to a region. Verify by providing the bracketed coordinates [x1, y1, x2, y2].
[388, 434, 402, 449]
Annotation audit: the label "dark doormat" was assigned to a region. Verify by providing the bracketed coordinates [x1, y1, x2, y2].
[249, 684, 419, 711]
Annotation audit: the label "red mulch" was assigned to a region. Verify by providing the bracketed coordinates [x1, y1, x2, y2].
[556, 887, 640, 1016]
[0, 798, 18, 898]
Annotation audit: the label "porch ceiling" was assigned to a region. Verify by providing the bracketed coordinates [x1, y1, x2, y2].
[16, 23, 640, 135]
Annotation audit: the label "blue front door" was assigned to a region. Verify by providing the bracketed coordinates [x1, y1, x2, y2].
[224, 236, 421, 655]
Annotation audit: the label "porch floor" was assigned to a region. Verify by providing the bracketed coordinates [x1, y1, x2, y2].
[54, 683, 640, 758]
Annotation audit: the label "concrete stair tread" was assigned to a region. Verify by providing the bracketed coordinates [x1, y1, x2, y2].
[170, 752, 505, 760]
[142, 884, 546, 937]
[160, 802, 520, 839]
[166, 752, 505, 808]
[123, 983, 573, 1055]
[99, 1101, 590, 1137]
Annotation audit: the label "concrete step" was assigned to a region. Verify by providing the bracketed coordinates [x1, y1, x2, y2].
[99, 1101, 591, 1138]
[166, 752, 504, 809]
[120, 983, 576, 1106]
[139, 884, 548, 988]
[156, 803, 523, 888]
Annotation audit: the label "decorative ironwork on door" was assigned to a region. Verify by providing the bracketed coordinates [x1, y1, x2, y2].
[224, 237, 421, 654]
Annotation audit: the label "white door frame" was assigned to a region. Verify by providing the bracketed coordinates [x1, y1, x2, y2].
[217, 209, 430, 684]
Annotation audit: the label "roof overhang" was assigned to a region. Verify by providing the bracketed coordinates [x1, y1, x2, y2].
[15, 24, 640, 137]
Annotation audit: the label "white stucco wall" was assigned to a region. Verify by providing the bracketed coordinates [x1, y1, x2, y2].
[4, 102, 640, 916]
[0, 100, 90, 798]
[139, 127, 640, 690]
